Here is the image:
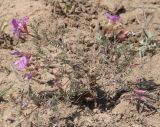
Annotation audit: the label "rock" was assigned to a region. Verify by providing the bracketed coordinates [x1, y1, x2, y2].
[112, 100, 130, 114]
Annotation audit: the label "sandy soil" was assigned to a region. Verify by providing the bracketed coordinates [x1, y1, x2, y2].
[0, 0, 160, 127]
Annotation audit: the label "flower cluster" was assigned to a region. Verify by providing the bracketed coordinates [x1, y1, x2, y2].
[105, 12, 131, 42]
[105, 12, 120, 23]
[11, 17, 29, 38]
[15, 56, 30, 70]
[131, 89, 147, 102]
[10, 17, 42, 80]
[11, 50, 35, 80]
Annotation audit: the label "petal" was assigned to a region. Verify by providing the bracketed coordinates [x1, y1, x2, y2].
[111, 16, 120, 22]
[105, 12, 120, 23]
[134, 89, 146, 95]
[12, 18, 19, 28]
[11, 50, 21, 56]
[23, 16, 29, 23]
[20, 56, 28, 65]
[12, 19, 21, 36]
[105, 12, 112, 18]
[24, 73, 33, 80]
[12, 17, 29, 37]
[15, 56, 29, 70]
[14, 60, 20, 65]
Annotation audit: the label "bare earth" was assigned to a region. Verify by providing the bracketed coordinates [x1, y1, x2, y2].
[0, 0, 160, 127]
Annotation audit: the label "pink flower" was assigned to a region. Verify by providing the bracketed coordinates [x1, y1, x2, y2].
[15, 56, 29, 70]
[11, 16, 29, 37]
[116, 31, 129, 42]
[132, 89, 147, 102]
[105, 12, 120, 23]
[134, 89, 146, 95]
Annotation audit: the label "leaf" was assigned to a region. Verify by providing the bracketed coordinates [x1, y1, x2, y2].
[0, 84, 13, 97]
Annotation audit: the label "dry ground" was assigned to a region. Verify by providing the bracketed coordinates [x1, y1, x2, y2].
[0, 0, 160, 127]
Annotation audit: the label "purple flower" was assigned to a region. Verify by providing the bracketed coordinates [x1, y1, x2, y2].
[105, 12, 120, 23]
[24, 73, 33, 80]
[11, 16, 29, 37]
[11, 50, 21, 56]
[15, 56, 29, 70]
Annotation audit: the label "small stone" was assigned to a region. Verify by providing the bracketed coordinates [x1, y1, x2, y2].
[86, 42, 94, 47]
[74, 117, 79, 125]
[93, 108, 100, 113]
